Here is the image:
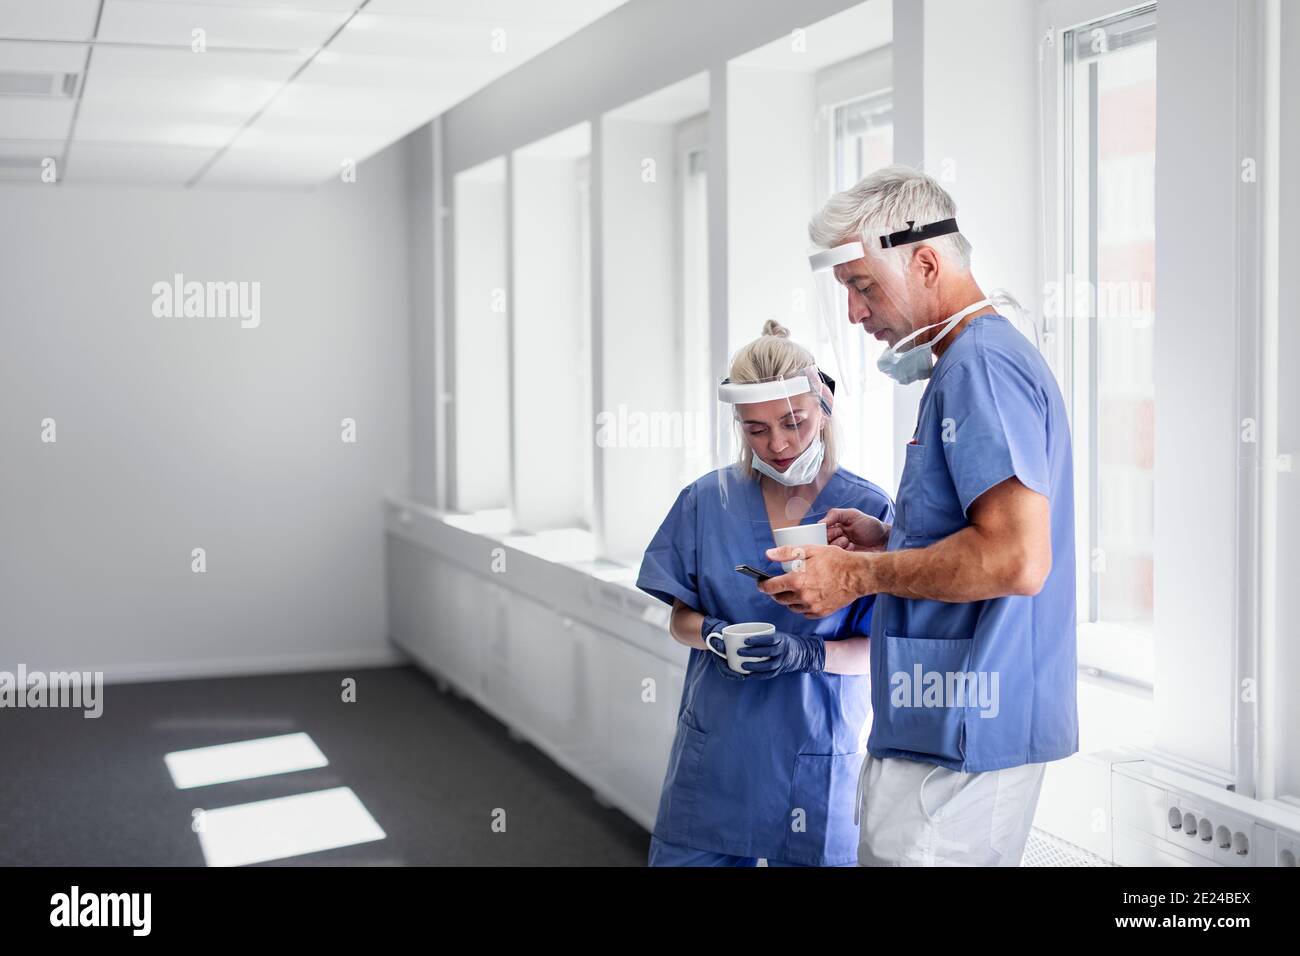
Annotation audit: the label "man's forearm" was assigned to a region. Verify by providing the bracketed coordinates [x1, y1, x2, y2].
[852, 525, 1034, 603]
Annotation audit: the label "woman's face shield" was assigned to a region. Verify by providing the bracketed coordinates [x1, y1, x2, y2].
[716, 367, 835, 515]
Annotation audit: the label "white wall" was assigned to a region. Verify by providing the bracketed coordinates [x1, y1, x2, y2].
[407, 123, 445, 511]
[726, 66, 819, 358]
[899, 0, 1039, 487]
[0, 141, 412, 682]
[452, 165, 509, 512]
[510, 151, 588, 530]
[920, 0, 1038, 306]
[597, 117, 685, 564]
[1275, 0, 1300, 800]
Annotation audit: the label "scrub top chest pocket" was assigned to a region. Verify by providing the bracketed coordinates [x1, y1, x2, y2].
[896, 441, 931, 540]
[898, 430, 969, 544]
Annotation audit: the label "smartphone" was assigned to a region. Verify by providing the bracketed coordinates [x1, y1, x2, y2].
[735, 564, 773, 583]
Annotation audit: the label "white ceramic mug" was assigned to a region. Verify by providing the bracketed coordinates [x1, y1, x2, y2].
[703, 622, 774, 676]
[772, 523, 828, 572]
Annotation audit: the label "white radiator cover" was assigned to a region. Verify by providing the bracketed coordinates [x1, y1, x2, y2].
[1035, 749, 1300, 867]
[384, 498, 687, 831]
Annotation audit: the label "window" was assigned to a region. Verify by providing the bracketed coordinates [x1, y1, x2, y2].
[832, 89, 893, 192]
[815, 48, 895, 495]
[1061, 5, 1157, 682]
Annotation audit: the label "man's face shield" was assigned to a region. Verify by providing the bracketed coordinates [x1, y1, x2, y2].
[810, 241, 896, 397]
[716, 366, 835, 518]
[808, 218, 963, 389]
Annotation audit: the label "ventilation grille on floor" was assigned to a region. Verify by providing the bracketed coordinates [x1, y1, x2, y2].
[1021, 827, 1116, 866]
[0, 71, 79, 97]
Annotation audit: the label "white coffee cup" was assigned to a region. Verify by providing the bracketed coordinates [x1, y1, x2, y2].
[703, 622, 774, 676]
[772, 523, 828, 572]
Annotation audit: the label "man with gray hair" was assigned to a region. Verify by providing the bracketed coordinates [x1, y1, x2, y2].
[760, 164, 1078, 866]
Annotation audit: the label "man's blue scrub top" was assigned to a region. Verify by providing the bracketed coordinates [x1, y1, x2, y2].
[869, 313, 1078, 773]
[637, 466, 893, 865]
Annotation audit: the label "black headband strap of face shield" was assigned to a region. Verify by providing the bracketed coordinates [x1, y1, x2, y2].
[879, 217, 960, 249]
[815, 369, 835, 415]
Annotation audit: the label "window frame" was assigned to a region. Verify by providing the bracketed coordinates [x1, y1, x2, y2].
[1044, 0, 1158, 689]
[813, 46, 892, 205]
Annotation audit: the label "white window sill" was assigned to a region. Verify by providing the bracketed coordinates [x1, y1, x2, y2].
[438, 507, 641, 584]
[1078, 619, 1154, 687]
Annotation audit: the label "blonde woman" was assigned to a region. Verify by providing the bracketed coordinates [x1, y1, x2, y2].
[636, 321, 894, 866]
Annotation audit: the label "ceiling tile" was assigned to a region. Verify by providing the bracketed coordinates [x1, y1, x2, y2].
[0, 0, 101, 41]
[364, 0, 627, 23]
[155, 0, 361, 10]
[329, 13, 565, 60]
[70, 43, 304, 162]
[86, 43, 305, 82]
[98, 0, 352, 52]
[0, 38, 89, 73]
[79, 43, 302, 122]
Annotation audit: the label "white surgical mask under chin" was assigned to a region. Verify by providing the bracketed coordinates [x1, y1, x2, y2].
[877, 298, 992, 385]
[751, 433, 826, 487]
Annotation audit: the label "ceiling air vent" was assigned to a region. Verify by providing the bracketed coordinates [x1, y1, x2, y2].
[0, 71, 79, 97]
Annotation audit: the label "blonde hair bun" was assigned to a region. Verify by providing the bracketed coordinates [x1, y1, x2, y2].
[761, 319, 790, 338]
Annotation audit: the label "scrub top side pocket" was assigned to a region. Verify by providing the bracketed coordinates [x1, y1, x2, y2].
[653, 719, 708, 845]
[780, 750, 866, 866]
[876, 632, 971, 765]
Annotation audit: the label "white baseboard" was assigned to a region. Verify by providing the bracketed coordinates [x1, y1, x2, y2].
[80, 643, 410, 686]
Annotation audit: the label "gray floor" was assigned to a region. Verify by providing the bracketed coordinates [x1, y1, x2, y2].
[0, 665, 650, 866]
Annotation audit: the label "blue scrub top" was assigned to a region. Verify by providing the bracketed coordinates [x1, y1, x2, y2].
[869, 313, 1079, 773]
[637, 466, 893, 866]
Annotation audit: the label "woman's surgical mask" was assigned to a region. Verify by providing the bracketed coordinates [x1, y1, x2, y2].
[751, 431, 825, 487]
[877, 298, 991, 385]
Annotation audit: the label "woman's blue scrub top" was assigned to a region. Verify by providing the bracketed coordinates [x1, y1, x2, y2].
[636, 466, 894, 866]
[869, 313, 1079, 773]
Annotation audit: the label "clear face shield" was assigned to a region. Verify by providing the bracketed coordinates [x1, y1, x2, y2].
[809, 217, 970, 387]
[716, 365, 838, 536]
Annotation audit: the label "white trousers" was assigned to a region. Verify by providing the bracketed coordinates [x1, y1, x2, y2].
[855, 753, 1046, 866]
